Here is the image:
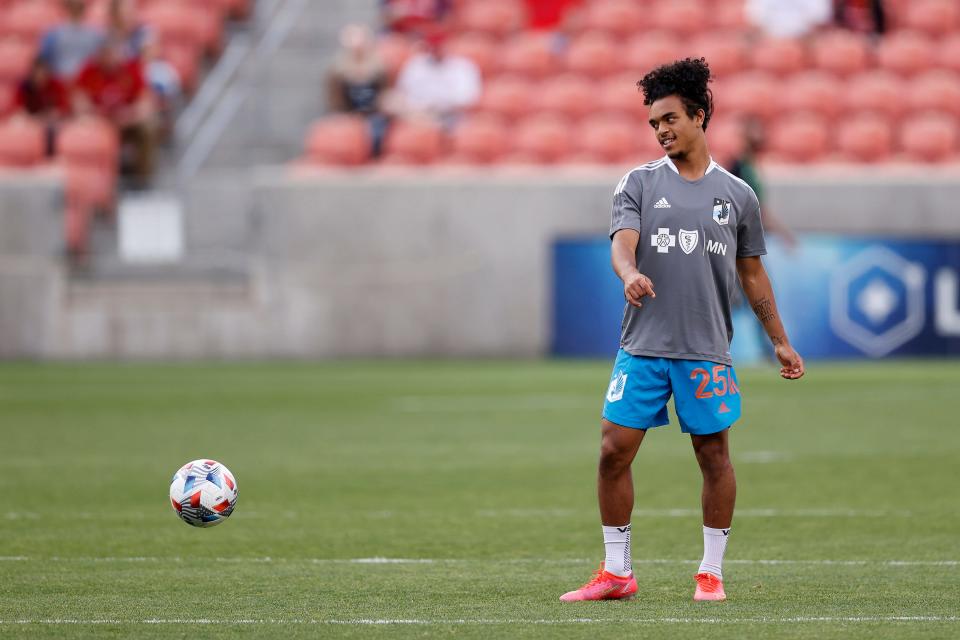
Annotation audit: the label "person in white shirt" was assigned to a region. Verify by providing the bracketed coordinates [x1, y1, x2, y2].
[745, 0, 831, 39]
[394, 28, 481, 129]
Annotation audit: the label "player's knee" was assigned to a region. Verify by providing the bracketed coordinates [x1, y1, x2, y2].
[696, 447, 733, 478]
[598, 437, 633, 478]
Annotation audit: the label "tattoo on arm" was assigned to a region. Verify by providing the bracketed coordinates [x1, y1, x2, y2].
[771, 336, 786, 346]
[752, 297, 776, 324]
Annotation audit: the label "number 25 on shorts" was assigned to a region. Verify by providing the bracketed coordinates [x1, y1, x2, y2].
[690, 365, 739, 400]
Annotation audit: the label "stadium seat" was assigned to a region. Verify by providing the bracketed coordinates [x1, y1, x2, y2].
[1, 0, 63, 42]
[710, 0, 748, 29]
[449, 115, 508, 164]
[768, 114, 829, 162]
[876, 32, 934, 76]
[497, 33, 557, 79]
[650, 0, 707, 37]
[0, 82, 14, 117]
[837, 114, 893, 162]
[304, 115, 371, 166]
[576, 114, 637, 163]
[907, 71, 960, 118]
[937, 34, 960, 74]
[476, 75, 534, 120]
[902, 0, 959, 37]
[705, 117, 745, 166]
[597, 73, 647, 120]
[624, 33, 680, 75]
[535, 74, 596, 120]
[564, 31, 618, 77]
[843, 71, 904, 118]
[898, 113, 958, 162]
[382, 118, 444, 165]
[447, 33, 499, 77]
[0, 38, 34, 85]
[749, 38, 807, 76]
[141, 3, 204, 50]
[810, 31, 871, 76]
[458, 0, 525, 37]
[780, 71, 843, 118]
[163, 43, 201, 94]
[56, 116, 120, 168]
[582, 0, 650, 38]
[715, 72, 780, 121]
[377, 33, 414, 82]
[0, 116, 45, 167]
[513, 115, 572, 163]
[686, 34, 747, 78]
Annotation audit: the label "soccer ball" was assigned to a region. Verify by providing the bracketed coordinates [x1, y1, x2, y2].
[169, 459, 238, 528]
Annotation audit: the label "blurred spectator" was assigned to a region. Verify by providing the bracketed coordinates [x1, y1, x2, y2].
[524, 0, 584, 30]
[39, 0, 105, 80]
[381, 0, 451, 33]
[327, 24, 389, 156]
[13, 57, 72, 156]
[74, 38, 156, 185]
[746, 0, 832, 38]
[107, 0, 154, 60]
[728, 119, 797, 248]
[394, 28, 481, 129]
[834, 0, 886, 36]
[142, 38, 181, 140]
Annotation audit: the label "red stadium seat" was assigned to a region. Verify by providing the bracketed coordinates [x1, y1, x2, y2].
[597, 73, 647, 120]
[705, 117, 746, 166]
[769, 114, 829, 162]
[907, 71, 960, 118]
[780, 71, 843, 118]
[749, 38, 807, 76]
[715, 72, 780, 121]
[0, 116, 45, 166]
[576, 114, 638, 163]
[898, 113, 958, 162]
[141, 3, 204, 50]
[162, 43, 201, 94]
[476, 75, 534, 120]
[1, 0, 63, 41]
[0, 38, 34, 85]
[382, 118, 444, 165]
[902, 0, 959, 37]
[377, 34, 414, 82]
[938, 34, 960, 74]
[304, 115, 371, 166]
[449, 115, 508, 164]
[625, 34, 680, 75]
[497, 32, 557, 79]
[686, 34, 747, 78]
[447, 33, 499, 78]
[837, 114, 893, 162]
[56, 116, 120, 167]
[0, 82, 15, 116]
[535, 74, 595, 120]
[458, 0, 525, 37]
[650, 0, 707, 37]
[810, 31, 870, 76]
[564, 31, 618, 77]
[582, 0, 649, 38]
[843, 71, 904, 118]
[711, 0, 748, 29]
[876, 32, 934, 76]
[513, 115, 572, 163]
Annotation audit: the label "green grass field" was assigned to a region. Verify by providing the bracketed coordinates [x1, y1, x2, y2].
[1, 359, 958, 639]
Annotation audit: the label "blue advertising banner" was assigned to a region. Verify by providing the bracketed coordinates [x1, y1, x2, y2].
[552, 234, 960, 361]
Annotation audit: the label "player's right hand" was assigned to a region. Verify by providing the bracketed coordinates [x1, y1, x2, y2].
[624, 273, 655, 308]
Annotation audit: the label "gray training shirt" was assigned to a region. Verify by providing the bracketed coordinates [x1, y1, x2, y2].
[610, 155, 766, 366]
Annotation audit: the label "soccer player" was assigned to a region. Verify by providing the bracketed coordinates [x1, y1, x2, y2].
[560, 58, 804, 603]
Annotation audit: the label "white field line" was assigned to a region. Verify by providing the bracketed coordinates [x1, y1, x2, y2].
[4, 556, 957, 567]
[2, 616, 958, 625]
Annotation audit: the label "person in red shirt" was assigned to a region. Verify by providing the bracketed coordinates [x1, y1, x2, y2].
[74, 37, 156, 184]
[14, 57, 72, 156]
[524, 0, 584, 30]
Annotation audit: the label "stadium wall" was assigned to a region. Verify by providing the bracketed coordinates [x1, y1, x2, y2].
[1, 168, 959, 359]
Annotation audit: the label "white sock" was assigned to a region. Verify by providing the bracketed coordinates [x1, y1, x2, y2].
[698, 525, 730, 579]
[602, 524, 632, 577]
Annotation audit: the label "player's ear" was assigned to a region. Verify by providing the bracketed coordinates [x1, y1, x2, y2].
[696, 109, 705, 128]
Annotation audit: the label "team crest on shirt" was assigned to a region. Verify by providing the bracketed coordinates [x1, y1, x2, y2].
[712, 198, 732, 226]
[678, 229, 699, 254]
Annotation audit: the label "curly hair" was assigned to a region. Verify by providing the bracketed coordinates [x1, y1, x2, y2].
[638, 57, 714, 131]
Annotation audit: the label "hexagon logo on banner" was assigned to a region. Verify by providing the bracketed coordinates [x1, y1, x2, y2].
[829, 247, 926, 357]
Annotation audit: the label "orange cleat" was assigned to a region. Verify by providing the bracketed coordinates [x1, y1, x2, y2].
[560, 563, 637, 602]
[693, 572, 727, 601]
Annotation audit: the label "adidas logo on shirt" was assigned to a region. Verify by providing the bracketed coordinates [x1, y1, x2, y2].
[653, 197, 671, 208]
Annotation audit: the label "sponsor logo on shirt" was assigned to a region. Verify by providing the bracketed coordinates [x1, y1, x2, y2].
[679, 229, 699, 255]
[707, 240, 728, 256]
[653, 197, 671, 208]
[650, 228, 676, 253]
[713, 198, 732, 226]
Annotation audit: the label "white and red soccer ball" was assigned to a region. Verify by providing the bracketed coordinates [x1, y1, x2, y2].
[169, 459, 238, 527]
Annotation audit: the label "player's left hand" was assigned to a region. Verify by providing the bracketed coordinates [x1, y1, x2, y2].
[775, 344, 804, 380]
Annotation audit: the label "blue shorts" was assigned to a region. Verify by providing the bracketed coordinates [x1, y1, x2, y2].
[602, 350, 742, 435]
